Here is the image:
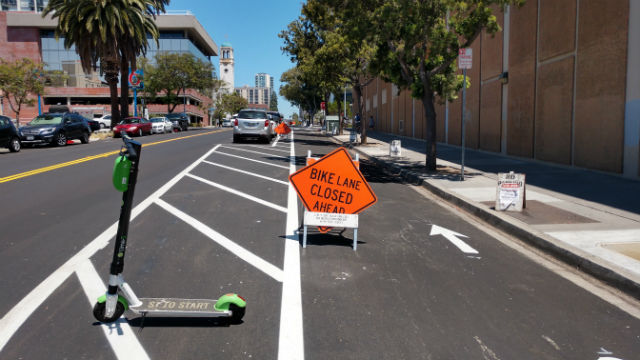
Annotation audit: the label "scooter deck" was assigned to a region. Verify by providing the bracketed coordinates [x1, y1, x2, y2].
[130, 297, 230, 317]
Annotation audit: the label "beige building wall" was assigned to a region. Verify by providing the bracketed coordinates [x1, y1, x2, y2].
[359, 0, 635, 177]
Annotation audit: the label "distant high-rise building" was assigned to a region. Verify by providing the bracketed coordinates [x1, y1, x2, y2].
[255, 73, 274, 89]
[235, 85, 270, 109]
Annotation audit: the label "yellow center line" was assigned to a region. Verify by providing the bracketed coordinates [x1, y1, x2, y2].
[0, 129, 227, 184]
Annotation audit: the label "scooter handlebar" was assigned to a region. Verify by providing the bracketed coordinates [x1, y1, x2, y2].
[121, 135, 141, 161]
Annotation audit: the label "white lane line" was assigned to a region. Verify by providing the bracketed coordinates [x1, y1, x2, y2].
[75, 260, 150, 360]
[155, 198, 285, 282]
[212, 151, 290, 169]
[278, 131, 304, 360]
[0, 145, 221, 352]
[238, 144, 291, 154]
[202, 160, 289, 186]
[219, 145, 289, 160]
[272, 135, 280, 147]
[186, 173, 288, 213]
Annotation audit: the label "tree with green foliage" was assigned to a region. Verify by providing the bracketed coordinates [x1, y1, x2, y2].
[44, 0, 161, 129]
[279, 67, 323, 122]
[119, 0, 170, 119]
[141, 52, 221, 114]
[216, 92, 248, 118]
[0, 58, 47, 126]
[292, 113, 299, 123]
[281, 0, 376, 137]
[367, 0, 523, 170]
[269, 90, 278, 111]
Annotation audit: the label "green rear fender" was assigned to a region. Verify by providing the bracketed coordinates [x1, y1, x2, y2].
[214, 293, 246, 311]
[97, 294, 130, 311]
[113, 155, 132, 192]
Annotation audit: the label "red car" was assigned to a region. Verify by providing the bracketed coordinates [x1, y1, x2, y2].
[113, 117, 152, 137]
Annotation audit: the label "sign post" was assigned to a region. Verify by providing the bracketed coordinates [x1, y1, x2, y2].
[458, 48, 472, 181]
[128, 69, 144, 117]
[289, 147, 377, 250]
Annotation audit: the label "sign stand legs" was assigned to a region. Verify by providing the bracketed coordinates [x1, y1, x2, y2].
[301, 221, 358, 251]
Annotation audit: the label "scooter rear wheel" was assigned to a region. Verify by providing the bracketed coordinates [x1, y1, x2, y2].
[93, 300, 125, 323]
[229, 303, 245, 324]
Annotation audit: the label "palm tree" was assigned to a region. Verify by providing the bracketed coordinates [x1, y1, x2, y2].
[43, 0, 160, 128]
[119, 0, 169, 119]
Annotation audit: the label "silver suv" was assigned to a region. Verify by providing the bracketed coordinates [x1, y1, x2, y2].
[233, 109, 275, 143]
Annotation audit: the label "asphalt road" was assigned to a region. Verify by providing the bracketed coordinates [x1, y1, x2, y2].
[0, 127, 638, 359]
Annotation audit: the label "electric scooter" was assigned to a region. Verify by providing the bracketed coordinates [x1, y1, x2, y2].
[92, 136, 246, 324]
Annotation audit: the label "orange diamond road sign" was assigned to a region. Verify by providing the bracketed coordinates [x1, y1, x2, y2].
[275, 122, 291, 135]
[289, 148, 377, 221]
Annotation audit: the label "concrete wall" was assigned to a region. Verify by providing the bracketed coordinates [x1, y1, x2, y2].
[359, 0, 635, 177]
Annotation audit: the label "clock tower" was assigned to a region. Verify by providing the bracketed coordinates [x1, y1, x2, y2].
[219, 43, 235, 93]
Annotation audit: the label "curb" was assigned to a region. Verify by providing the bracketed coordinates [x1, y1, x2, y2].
[328, 136, 640, 301]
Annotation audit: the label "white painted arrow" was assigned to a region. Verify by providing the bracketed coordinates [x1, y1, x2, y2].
[429, 225, 479, 255]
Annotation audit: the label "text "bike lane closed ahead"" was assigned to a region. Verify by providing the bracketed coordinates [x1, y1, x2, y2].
[289, 147, 377, 214]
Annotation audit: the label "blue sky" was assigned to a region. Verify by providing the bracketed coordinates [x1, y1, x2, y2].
[166, 0, 304, 118]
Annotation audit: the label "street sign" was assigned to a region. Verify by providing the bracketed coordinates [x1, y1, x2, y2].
[458, 48, 472, 69]
[289, 147, 377, 215]
[128, 69, 144, 89]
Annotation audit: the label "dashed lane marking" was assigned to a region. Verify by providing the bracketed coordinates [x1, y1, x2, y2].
[202, 160, 289, 185]
[186, 173, 288, 213]
[212, 151, 290, 169]
[155, 198, 285, 282]
[239, 144, 291, 154]
[219, 145, 290, 160]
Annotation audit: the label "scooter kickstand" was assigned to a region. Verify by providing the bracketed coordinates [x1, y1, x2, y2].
[138, 312, 147, 332]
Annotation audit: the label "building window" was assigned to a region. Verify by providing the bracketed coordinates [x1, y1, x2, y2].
[382, 89, 387, 104]
[1, 0, 18, 11]
[373, 94, 377, 109]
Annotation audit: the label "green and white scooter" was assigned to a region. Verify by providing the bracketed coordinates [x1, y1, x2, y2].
[92, 136, 246, 324]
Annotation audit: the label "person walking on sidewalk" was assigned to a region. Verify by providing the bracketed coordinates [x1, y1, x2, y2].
[369, 115, 375, 130]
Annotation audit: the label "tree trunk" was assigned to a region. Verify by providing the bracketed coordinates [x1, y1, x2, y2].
[336, 95, 343, 135]
[352, 83, 367, 144]
[105, 61, 120, 129]
[120, 56, 129, 119]
[422, 89, 437, 171]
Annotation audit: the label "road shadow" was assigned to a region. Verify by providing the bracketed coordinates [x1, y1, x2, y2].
[119, 316, 241, 328]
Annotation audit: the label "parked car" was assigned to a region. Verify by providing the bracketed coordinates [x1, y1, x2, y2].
[84, 117, 100, 132]
[113, 117, 152, 137]
[233, 109, 274, 143]
[150, 116, 172, 134]
[166, 112, 189, 131]
[95, 114, 112, 129]
[0, 115, 21, 152]
[267, 111, 283, 125]
[20, 112, 91, 147]
[222, 118, 233, 127]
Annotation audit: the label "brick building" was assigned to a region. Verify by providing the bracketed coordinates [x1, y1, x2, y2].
[358, 1, 640, 178]
[0, 9, 218, 125]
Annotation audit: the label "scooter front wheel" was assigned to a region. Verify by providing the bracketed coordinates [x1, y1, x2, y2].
[93, 300, 126, 323]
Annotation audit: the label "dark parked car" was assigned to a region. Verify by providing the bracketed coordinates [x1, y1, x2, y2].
[267, 111, 283, 125]
[84, 117, 100, 132]
[166, 112, 189, 131]
[0, 115, 21, 152]
[20, 112, 91, 147]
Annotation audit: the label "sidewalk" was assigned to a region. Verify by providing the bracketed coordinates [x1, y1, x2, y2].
[328, 129, 640, 300]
